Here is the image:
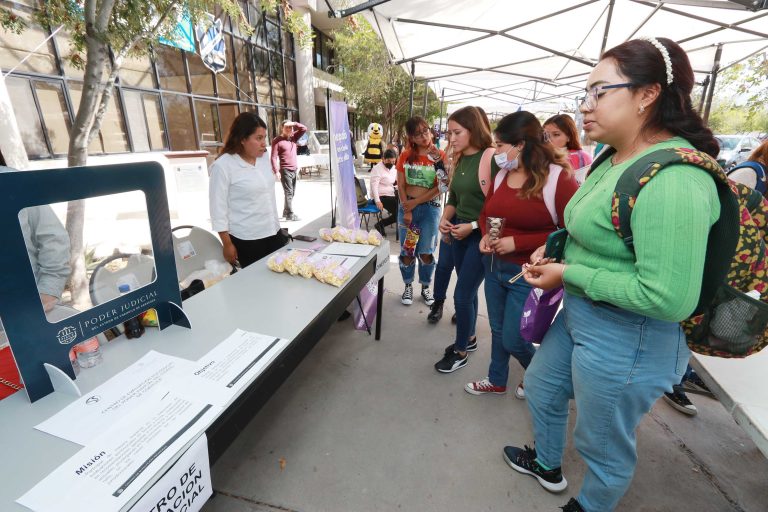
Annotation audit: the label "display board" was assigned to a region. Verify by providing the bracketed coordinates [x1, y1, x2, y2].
[0, 163, 189, 402]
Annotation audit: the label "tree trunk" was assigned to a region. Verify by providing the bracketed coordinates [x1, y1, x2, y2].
[65, 26, 109, 308]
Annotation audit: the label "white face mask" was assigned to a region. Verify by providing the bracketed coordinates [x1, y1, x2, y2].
[494, 146, 520, 170]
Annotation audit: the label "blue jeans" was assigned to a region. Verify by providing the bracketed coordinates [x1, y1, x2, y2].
[433, 237, 454, 302]
[483, 256, 536, 386]
[451, 224, 485, 351]
[398, 202, 440, 285]
[524, 294, 690, 512]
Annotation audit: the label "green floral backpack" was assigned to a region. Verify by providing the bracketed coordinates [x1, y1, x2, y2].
[589, 147, 768, 358]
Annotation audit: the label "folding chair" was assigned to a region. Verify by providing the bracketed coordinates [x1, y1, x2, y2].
[355, 177, 382, 231]
[88, 253, 156, 306]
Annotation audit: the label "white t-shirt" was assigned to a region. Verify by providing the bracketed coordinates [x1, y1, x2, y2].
[209, 153, 281, 240]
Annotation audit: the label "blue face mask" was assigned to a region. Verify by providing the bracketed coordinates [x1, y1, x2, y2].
[494, 147, 520, 170]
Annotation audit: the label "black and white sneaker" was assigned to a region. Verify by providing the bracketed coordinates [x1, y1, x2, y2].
[503, 445, 567, 493]
[434, 350, 468, 373]
[444, 337, 477, 355]
[401, 284, 413, 305]
[421, 287, 435, 306]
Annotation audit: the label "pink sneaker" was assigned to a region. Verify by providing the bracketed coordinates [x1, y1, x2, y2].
[465, 378, 507, 395]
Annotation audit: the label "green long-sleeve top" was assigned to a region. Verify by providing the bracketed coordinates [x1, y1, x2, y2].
[447, 151, 491, 221]
[562, 137, 720, 322]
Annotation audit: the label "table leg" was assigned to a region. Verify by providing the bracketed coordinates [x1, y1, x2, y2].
[375, 277, 384, 340]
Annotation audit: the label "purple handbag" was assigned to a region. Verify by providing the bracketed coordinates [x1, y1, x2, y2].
[520, 286, 564, 343]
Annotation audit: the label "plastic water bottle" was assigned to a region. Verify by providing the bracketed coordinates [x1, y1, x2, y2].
[74, 337, 102, 368]
[118, 284, 145, 339]
[69, 348, 80, 376]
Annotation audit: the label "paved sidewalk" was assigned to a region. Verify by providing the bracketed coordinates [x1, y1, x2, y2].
[202, 172, 768, 512]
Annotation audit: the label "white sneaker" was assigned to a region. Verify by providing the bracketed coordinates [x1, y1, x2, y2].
[515, 382, 526, 400]
[401, 284, 413, 305]
[421, 287, 435, 306]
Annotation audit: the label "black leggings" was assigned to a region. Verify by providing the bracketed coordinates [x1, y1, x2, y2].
[231, 230, 288, 268]
[378, 195, 398, 227]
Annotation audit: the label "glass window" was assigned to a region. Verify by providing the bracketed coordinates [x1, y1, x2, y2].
[253, 47, 271, 104]
[0, 9, 57, 74]
[251, 10, 267, 48]
[70, 83, 130, 154]
[194, 100, 220, 144]
[143, 94, 166, 150]
[313, 29, 322, 69]
[282, 29, 293, 58]
[285, 59, 297, 106]
[123, 90, 165, 152]
[231, 1, 248, 37]
[186, 50, 215, 96]
[233, 38, 255, 102]
[120, 53, 156, 88]
[35, 81, 72, 155]
[155, 45, 187, 92]
[54, 29, 88, 79]
[123, 90, 150, 152]
[216, 39, 237, 99]
[99, 91, 129, 153]
[4, 76, 49, 158]
[266, 20, 280, 52]
[162, 94, 196, 150]
[67, 83, 104, 155]
[218, 103, 239, 145]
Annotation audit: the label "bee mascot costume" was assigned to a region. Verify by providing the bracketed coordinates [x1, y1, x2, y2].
[363, 122, 384, 170]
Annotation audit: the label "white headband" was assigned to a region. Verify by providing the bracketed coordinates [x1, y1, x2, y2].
[639, 36, 674, 86]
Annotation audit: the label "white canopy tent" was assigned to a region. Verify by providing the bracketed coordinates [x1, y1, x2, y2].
[336, 0, 768, 121]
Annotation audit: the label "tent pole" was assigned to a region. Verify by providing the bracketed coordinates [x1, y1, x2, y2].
[439, 88, 445, 133]
[423, 80, 429, 117]
[698, 75, 710, 114]
[326, 87, 336, 228]
[702, 43, 723, 125]
[409, 62, 415, 117]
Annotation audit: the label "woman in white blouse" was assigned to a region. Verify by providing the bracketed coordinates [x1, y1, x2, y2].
[370, 148, 399, 235]
[209, 112, 286, 267]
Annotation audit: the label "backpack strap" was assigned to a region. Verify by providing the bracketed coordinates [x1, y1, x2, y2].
[478, 147, 497, 196]
[613, 147, 741, 315]
[492, 164, 562, 227]
[543, 164, 563, 227]
[585, 145, 615, 179]
[728, 161, 767, 195]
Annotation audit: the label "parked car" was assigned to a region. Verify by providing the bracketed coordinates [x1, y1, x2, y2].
[715, 134, 762, 170]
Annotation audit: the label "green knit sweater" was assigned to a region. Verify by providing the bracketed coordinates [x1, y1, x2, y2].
[562, 137, 720, 322]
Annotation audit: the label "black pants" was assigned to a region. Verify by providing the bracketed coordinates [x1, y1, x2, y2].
[231, 230, 288, 268]
[280, 168, 297, 217]
[378, 195, 398, 228]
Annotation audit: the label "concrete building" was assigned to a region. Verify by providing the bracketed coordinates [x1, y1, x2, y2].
[0, 0, 354, 169]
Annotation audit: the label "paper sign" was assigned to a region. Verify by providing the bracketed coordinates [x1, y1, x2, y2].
[177, 240, 196, 261]
[178, 329, 290, 406]
[36, 351, 194, 445]
[129, 434, 212, 512]
[18, 394, 219, 512]
[320, 242, 374, 257]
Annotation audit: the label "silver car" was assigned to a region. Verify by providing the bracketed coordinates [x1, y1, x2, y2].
[715, 134, 762, 170]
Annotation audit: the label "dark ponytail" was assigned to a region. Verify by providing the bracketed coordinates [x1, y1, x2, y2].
[602, 38, 719, 158]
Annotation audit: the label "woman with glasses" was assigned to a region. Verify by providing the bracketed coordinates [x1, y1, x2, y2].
[543, 114, 593, 174]
[433, 106, 494, 373]
[503, 38, 720, 512]
[395, 117, 445, 307]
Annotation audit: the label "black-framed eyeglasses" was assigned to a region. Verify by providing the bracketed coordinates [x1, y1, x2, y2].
[413, 128, 431, 138]
[577, 82, 634, 112]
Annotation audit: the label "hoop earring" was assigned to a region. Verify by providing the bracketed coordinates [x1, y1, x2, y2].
[638, 104, 646, 115]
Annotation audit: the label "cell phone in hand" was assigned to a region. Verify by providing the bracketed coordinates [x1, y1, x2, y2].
[544, 228, 568, 262]
[293, 234, 317, 242]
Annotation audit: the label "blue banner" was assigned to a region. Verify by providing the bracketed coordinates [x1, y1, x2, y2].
[159, 12, 196, 53]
